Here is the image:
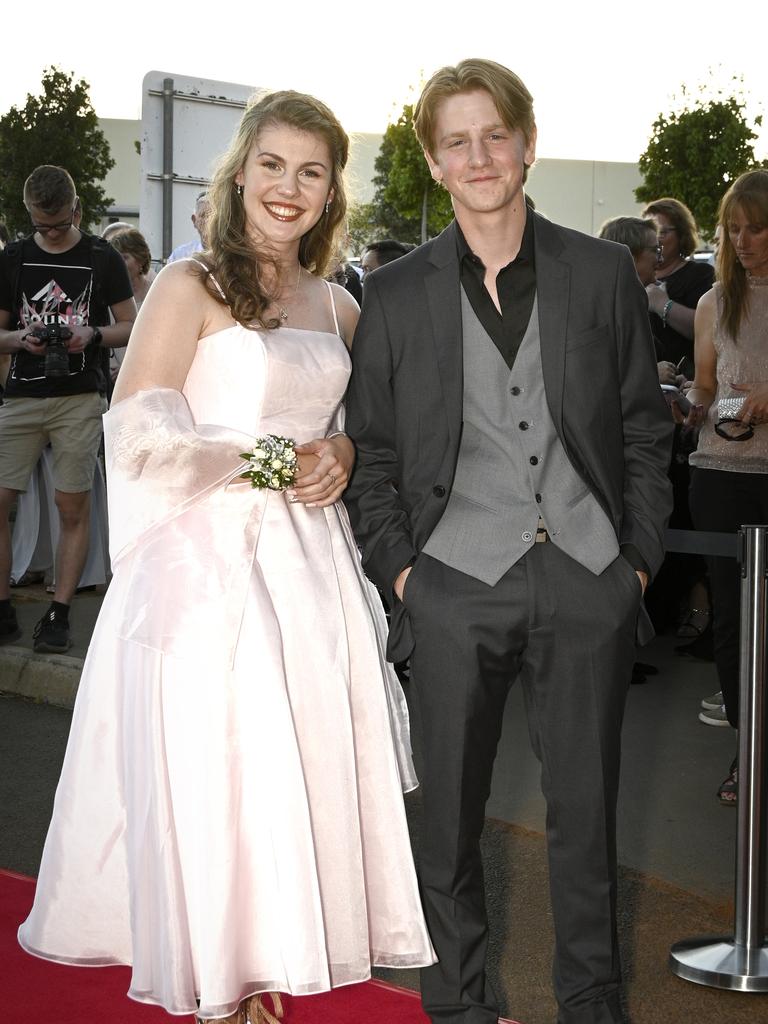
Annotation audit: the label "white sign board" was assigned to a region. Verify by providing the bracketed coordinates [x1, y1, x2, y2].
[140, 71, 260, 260]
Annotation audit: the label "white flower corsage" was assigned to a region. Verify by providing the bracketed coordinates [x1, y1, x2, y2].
[240, 434, 298, 490]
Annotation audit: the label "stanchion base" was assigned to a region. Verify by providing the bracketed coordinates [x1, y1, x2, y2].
[670, 936, 768, 991]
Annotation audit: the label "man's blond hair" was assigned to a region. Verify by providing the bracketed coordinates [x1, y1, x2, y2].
[414, 58, 536, 173]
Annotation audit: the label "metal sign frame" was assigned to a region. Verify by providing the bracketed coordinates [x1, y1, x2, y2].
[140, 71, 259, 261]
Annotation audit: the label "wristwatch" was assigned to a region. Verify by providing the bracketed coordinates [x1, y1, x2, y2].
[90, 326, 103, 347]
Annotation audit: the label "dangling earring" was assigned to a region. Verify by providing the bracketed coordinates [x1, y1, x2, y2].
[236, 184, 244, 197]
[324, 198, 331, 215]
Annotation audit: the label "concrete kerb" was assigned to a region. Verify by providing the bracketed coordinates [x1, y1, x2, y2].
[0, 645, 82, 709]
[1, 581, 102, 709]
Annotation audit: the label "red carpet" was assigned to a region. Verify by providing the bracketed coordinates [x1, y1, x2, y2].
[0, 870, 521, 1023]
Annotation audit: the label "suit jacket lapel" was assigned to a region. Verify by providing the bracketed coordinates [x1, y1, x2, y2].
[425, 222, 463, 449]
[533, 212, 569, 436]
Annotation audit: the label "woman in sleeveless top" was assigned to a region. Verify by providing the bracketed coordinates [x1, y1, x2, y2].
[686, 170, 768, 804]
[18, 90, 434, 1022]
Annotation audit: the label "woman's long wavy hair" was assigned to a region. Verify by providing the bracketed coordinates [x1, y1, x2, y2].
[716, 170, 768, 341]
[200, 90, 349, 328]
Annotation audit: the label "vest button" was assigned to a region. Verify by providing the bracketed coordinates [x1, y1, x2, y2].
[433, 485, 446, 498]
[518, 421, 529, 431]
[510, 385, 521, 396]
[535, 493, 542, 503]
[522, 531, 533, 542]
[530, 456, 539, 465]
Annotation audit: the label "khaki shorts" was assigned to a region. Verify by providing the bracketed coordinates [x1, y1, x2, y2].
[0, 393, 107, 494]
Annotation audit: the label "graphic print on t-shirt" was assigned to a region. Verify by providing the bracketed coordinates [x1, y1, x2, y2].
[12, 261, 94, 383]
[0, 233, 132, 398]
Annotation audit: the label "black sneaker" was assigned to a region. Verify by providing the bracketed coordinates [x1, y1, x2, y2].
[32, 608, 71, 654]
[0, 606, 21, 645]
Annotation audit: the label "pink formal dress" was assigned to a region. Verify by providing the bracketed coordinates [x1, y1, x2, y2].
[19, 283, 435, 1018]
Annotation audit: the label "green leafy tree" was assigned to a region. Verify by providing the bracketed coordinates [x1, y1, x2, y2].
[345, 202, 382, 255]
[370, 104, 453, 245]
[0, 67, 114, 236]
[635, 78, 764, 239]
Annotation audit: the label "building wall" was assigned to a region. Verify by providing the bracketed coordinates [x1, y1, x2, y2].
[527, 158, 645, 235]
[98, 118, 647, 246]
[100, 118, 142, 224]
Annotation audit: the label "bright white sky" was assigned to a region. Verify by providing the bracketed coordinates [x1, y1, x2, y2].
[4, 0, 767, 164]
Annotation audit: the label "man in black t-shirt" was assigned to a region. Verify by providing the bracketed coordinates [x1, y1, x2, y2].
[0, 165, 136, 653]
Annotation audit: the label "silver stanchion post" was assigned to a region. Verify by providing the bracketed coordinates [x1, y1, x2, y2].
[670, 524, 768, 991]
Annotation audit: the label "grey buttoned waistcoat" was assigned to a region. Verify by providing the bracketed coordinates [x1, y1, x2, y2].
[422, 290, 619, 585]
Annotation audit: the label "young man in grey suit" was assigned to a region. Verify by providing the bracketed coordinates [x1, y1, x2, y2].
[343, 59, 674, 1024]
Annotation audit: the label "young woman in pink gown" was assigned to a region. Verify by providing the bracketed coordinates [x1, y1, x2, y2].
[18, 90, 434, 1023]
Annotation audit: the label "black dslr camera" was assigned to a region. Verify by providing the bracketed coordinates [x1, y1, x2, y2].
[29, 323, 72, 378]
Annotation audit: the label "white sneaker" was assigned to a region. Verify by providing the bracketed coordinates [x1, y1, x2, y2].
[698, 704, 729, 726]
[701, 690, 724, 711]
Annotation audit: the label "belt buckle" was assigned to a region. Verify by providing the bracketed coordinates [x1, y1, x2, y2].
[535, 517, 549, 543]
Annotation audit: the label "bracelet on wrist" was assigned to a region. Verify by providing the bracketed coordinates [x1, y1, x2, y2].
[661, 299, 673, 327]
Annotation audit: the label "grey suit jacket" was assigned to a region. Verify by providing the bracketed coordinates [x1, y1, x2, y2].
[344, 212, 674, 661]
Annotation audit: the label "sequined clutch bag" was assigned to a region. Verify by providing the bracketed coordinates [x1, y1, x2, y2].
[717, 396, 745, 419]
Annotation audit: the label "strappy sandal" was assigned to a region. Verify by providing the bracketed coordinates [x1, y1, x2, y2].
[717, 757, 738, 806]
[196, 991, 283, 1023]
[246, 993, 284, 1024]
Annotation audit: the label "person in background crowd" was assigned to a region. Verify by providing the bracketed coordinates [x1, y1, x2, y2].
[598, 214, 710, 644]
[327, 254, 362, 303]
[597, 216, 659, 285]
[0, 166, 135, 652]
[345, 57, 673, 1024]
[360, 237, 415, 279]
[18, 90, 434, 1024]
[167, 191, 210, 263]
[598, 217, 665, 348]
[0, 222, 8, 400]
[642, 197, 714, 379]
[101, 221, 135, 242]
[103, 221, 157, 289]
[108, 228, 153, 383]
[708, 224, 721, 267]
[642, 199, 715, 641]
[109, 228, 153, 310]
[685, 169, 768, 802]
[9, 195, 112, 592]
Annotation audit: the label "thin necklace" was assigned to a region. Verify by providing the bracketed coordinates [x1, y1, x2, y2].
[278, 268, 302, 322]
[659, 256, 687, 279]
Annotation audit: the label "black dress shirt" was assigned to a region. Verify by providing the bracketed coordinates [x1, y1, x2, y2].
[456, 213, 536, 369]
